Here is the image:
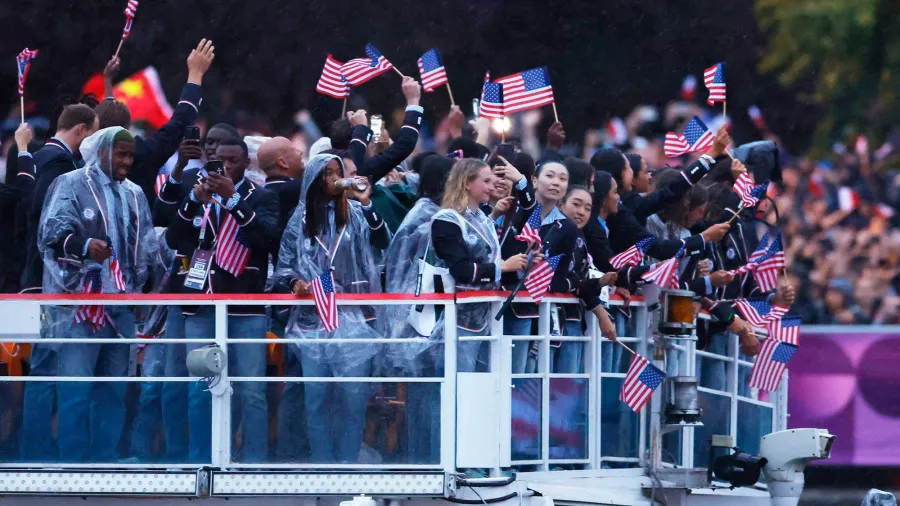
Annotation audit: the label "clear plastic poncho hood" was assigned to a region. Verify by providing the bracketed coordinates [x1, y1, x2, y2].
[38, 127, 163, 332]
[274, 154, 389, 370]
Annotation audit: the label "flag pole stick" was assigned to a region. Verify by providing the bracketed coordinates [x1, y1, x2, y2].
[113, 39, 125, 60]
[723, 100, 727, 120]
[551, 103, 559, 123]
[392, 67, 405, 78]
[445, 83, 456, 107]
[20, 96, 25, 124]
[616, 339, 637, 355]
[726, 204, 745, 225]
[341, 97, 347, 118]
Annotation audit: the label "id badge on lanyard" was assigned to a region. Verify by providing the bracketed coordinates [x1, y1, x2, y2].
[184, 204, 214, 291]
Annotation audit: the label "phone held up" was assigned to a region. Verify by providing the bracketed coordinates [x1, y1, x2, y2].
[184, 125, 201, 143]
[489, 143, 517, 167]
[370, 114, 383, 142]
[205, 160, 224, 176]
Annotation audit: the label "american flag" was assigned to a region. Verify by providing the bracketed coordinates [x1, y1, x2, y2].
[730, 232, 771, 276]
[216, 212, 251, 277]
[484, 70, 491, 83]
[620, 354, 666, 412]
[479, 81, 504, 120]
[447, 149, 464, 159]
[641, 255, 681, 289]
[417, 48, 448, 92]
[704, 62, 726, 106]
[768, 315, 801, 346]
[74, 270, 107, 332]
[515, 204, 543, 246]
[340, 43, 394, 86]
[316, 54, 350, 99]
[494, 67, 555, 115]
[109, 247, 127, 292]
[733, 298, 789, 328]
[752, 234, 785, 293]
[664, 116, 715, 157]
[733, 173, 768, 208]
[311, 270, 339, 332]
[154, 171, 167, 197]
[681, 75, 697, 101]
[16, 48, 39, 98]
[749, 105, 766, 130]
[748, 339, 797, 392]
[524, 253, 562, 304]
[610, 237, 654, 269]
[121, 0, 139, 40]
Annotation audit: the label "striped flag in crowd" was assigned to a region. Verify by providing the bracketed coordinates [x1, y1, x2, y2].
[311, 270, 339, 332]
[479, 81, 504, 119]
[733, 298, 789, 328]
[748, 339, 797, 392]
[730, 231, 771, 276]
[606, 117, 628, 145]
[494, 67, 554, 115]
[838, 186, 860, 212]
[109, 247, 127, 292]
[681, 75, 697, 101]
[340, 44, 394, 86]
[749, 105, 766, 130]
[121, 0, 139, 40]
[610, 237, 654, 270]
[417, 48, 448, 92]
[733, 173, 768, 208]
[17, 48, 39, 97]
[154, 171, 168, 197]
[524, 253, 563, 304]
[216, 213, 251, 277]
[515, 204, 543, 246]
[620, 353, 666, 412]
[664, 116, 715, 157]
[641, 256, 680, 289]
[316, 54, 350, 99]
[704, 62, 726, 106]
[484, 70, 491, 82]
[74, 269, 107, 332]
[752, 234, 785, 292]
[768, 315, 801, 346]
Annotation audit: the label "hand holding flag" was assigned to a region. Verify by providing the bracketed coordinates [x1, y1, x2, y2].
[524, 253, 563, 304]
[16, 48, 38, 122]
[620, 353, 666, 412]
[514, 204, 543, 246]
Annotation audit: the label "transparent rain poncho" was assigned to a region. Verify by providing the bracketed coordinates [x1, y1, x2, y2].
[863, 490, 898, 506]
[38, 127, 162, 334]
[381, 197, 440, 375]
[274, 154, 389, 371]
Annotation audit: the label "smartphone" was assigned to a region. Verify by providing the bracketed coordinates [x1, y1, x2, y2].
[370, 115, 383, 142]
[206, 160, 224, 176]
[184, 126, 200, 142]
[472, 98, 480, 119]
[489, 142, 517, 167]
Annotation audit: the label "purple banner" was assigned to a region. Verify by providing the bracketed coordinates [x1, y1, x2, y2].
[788, 330, 900, 466]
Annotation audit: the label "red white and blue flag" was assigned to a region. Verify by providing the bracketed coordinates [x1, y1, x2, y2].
[729, 231, 771, 276]
[524, 253, 562, 304]
[216, 213, 251, 277]
[767, 315, 801, 346]
[748, 339, 797, 392]
[316, 54, 350, 99]
[733, 173, 768, 208]
[704, 63, 726, 106]
[121, 0, 139, 40]
[641, 247, 683, 289]
[752, 234, 785, 292]
[311, 270, 339, 332]
[664, 116, 715, 157]
[17, 48, 39, 97]
[479, 81, 504, 119]
[340, 44, 394, 86]
[749, 105, 766, 130]
[109, 247, 127, 292]
[733, 299, 789, 328]
[494, 67, 555, 115]
[515, 204, 543, 246]
[417, 48, 449, 92]
[681, 75, 697, 101]
[74, 269, 107, 332]
[610, 237, 654, 270]
[155, 170, 168, 197]
[620, 354, 666, 412]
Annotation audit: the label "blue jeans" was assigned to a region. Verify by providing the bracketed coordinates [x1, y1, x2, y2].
[130, 342, 166, 461]
[57, 306, 134, 463]
[161, 306, 188, 462]
[19, 343, 58, 461]
[504, 313, 535, 374]
[182, 308, 268, 463]
[301, 353, 372, 464]
[551, 321, 584, 374]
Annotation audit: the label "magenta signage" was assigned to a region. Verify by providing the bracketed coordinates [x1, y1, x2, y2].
[788, 330, 900, 466]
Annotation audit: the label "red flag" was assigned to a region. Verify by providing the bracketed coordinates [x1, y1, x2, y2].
[82, 67, 174, 129]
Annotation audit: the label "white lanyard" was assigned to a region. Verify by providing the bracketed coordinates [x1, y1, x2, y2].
[314, 225, 347, 268]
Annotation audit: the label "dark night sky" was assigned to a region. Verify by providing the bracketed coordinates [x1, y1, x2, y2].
[2, 0, 820, 151]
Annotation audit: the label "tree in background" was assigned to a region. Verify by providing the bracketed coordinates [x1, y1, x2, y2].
[757, 0, 900, 148]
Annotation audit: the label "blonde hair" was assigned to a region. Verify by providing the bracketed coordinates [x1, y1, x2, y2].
[441, 158, 489, 214]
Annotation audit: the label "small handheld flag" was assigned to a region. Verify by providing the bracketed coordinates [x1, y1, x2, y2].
[749, 105, 766, 130]
[16, 48, 39, 99]
[494, 67, 554, 115]
[606, 117, 628, 145]
[121, 0, 139, 40]
[641, 248, 683, 289]
[109, 247, 127, 292]
[74, 270, 107, 332]
[417, 48, 449, 93]
[729, 231, 771, 276]
[733, 299, 788, 328]
[837, 186, 860, 212]
[316, 54, 350, 99]
[514, 204, 542, 246]
[752, 234, 785, 292]
[681, 75, 697, 101]
[767, 315, 801, 346]
[216, 213, 251, 277]
[703, 63, 726, 106]
[479, 81, 504, 120]
[664, 116, 715, 157]
[340, 44, 394, 86]
[524, 254, 562, 304]
[748, 339, 797, 392]
[620, 354, 666, 412]
[733, 173, 768, 208]
[311, 270, 339, 332]
[610, 237, 654, 270]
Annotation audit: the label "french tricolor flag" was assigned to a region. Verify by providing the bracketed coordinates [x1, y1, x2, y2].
[606, 117, 628, 145]
[838, 187, 859, 212]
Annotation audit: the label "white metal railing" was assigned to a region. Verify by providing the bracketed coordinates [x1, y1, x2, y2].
[0, 292, 786, 476]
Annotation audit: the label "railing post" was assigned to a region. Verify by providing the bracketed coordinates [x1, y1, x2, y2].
[210, 302, 231, 467]
[586, 310, 599, 470]
[775, 370, 789, 432]
[538, 302, 551, 472]
[441, 301, 458, 474]
[635, 304, 649, 467]
[727, 331, 740, 443]
[494, 300, 511, 471]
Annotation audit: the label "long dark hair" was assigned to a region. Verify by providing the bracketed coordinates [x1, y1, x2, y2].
[303, 159, 349, 239]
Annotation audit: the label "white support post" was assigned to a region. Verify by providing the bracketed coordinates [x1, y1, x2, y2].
[586, 311, 598, 470]
[538, 302, 552, 472]
[494, 301, 511, 472]
[727, 332, 740, 442]
[775, 370, 789, 432]
[682, 336, 697, 469]
[442, 302, 458, 474]
[210, 302, 231, 467]
[635, 305, 649, 467]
